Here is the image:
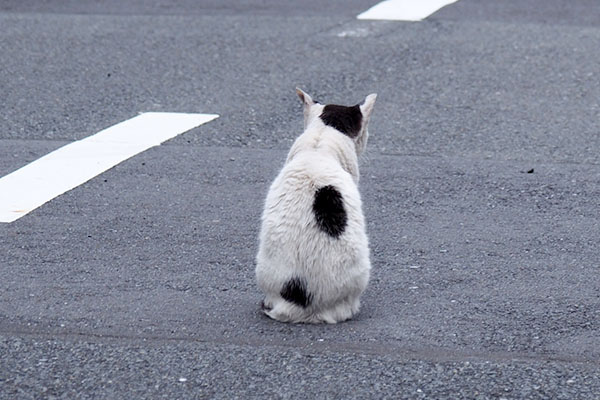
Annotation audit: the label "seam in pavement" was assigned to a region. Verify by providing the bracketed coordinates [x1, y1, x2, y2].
[1, 327, 598, 367]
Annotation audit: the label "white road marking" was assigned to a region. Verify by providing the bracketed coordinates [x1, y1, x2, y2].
[0, 112, 218, 223]
[337, 27, 371, 38]
[357, 0, 459, 21]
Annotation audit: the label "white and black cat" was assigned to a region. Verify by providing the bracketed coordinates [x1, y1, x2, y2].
[256, 88, 376, 324]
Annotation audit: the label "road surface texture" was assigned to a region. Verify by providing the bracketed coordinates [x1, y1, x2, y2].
[1, 0, 599, 398]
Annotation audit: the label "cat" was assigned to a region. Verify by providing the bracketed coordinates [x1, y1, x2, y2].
[256, 88, 376, 324]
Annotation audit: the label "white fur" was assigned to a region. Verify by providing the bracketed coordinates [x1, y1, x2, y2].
[256, 88, 376, 324]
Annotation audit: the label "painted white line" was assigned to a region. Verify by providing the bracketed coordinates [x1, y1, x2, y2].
[357, 0, 459, 21]
[0, 112, 218, 223]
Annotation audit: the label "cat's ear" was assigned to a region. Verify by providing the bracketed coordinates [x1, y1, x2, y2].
[355, 93, 377, 155]
[296, 88, 316, 106]
[296, 88, 318, 129]
[360, 93, 377, 122]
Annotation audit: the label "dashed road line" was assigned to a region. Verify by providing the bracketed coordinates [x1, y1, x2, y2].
[357, 0, 459, 21]
[0, 112, 218, 223]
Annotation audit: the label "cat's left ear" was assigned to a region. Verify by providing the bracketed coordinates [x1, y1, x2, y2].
[296, 88, 318, 128]
[296, 88, 317, 106]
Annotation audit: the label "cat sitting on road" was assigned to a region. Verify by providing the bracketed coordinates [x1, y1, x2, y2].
[256, 88, 376, 323]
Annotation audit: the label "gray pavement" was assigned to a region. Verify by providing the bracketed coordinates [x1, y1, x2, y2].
[1, 1, 599, 398]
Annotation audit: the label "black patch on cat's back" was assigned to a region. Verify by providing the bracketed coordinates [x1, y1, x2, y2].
[281, 277, 311, 308]
[313, 185, 347, 238]
[320, 104, 362, 138]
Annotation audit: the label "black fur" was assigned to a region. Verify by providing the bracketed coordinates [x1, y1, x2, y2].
[320, 104, 362, 138]
[313, 185, 347, 238]
[281, 277, 311, 308]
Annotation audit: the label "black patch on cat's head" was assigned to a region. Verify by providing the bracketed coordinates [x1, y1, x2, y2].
[313, 185, 347, 238]
[281, 277, 312, 308]
[320, 104, 362, 138]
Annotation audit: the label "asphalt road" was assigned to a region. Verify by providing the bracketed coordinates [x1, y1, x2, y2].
[1, 1, 599, 398]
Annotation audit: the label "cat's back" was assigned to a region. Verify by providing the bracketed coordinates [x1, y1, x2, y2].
[262, 150, 364, 246]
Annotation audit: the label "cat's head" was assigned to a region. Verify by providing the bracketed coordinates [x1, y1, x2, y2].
[296, 88, 376, 155]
